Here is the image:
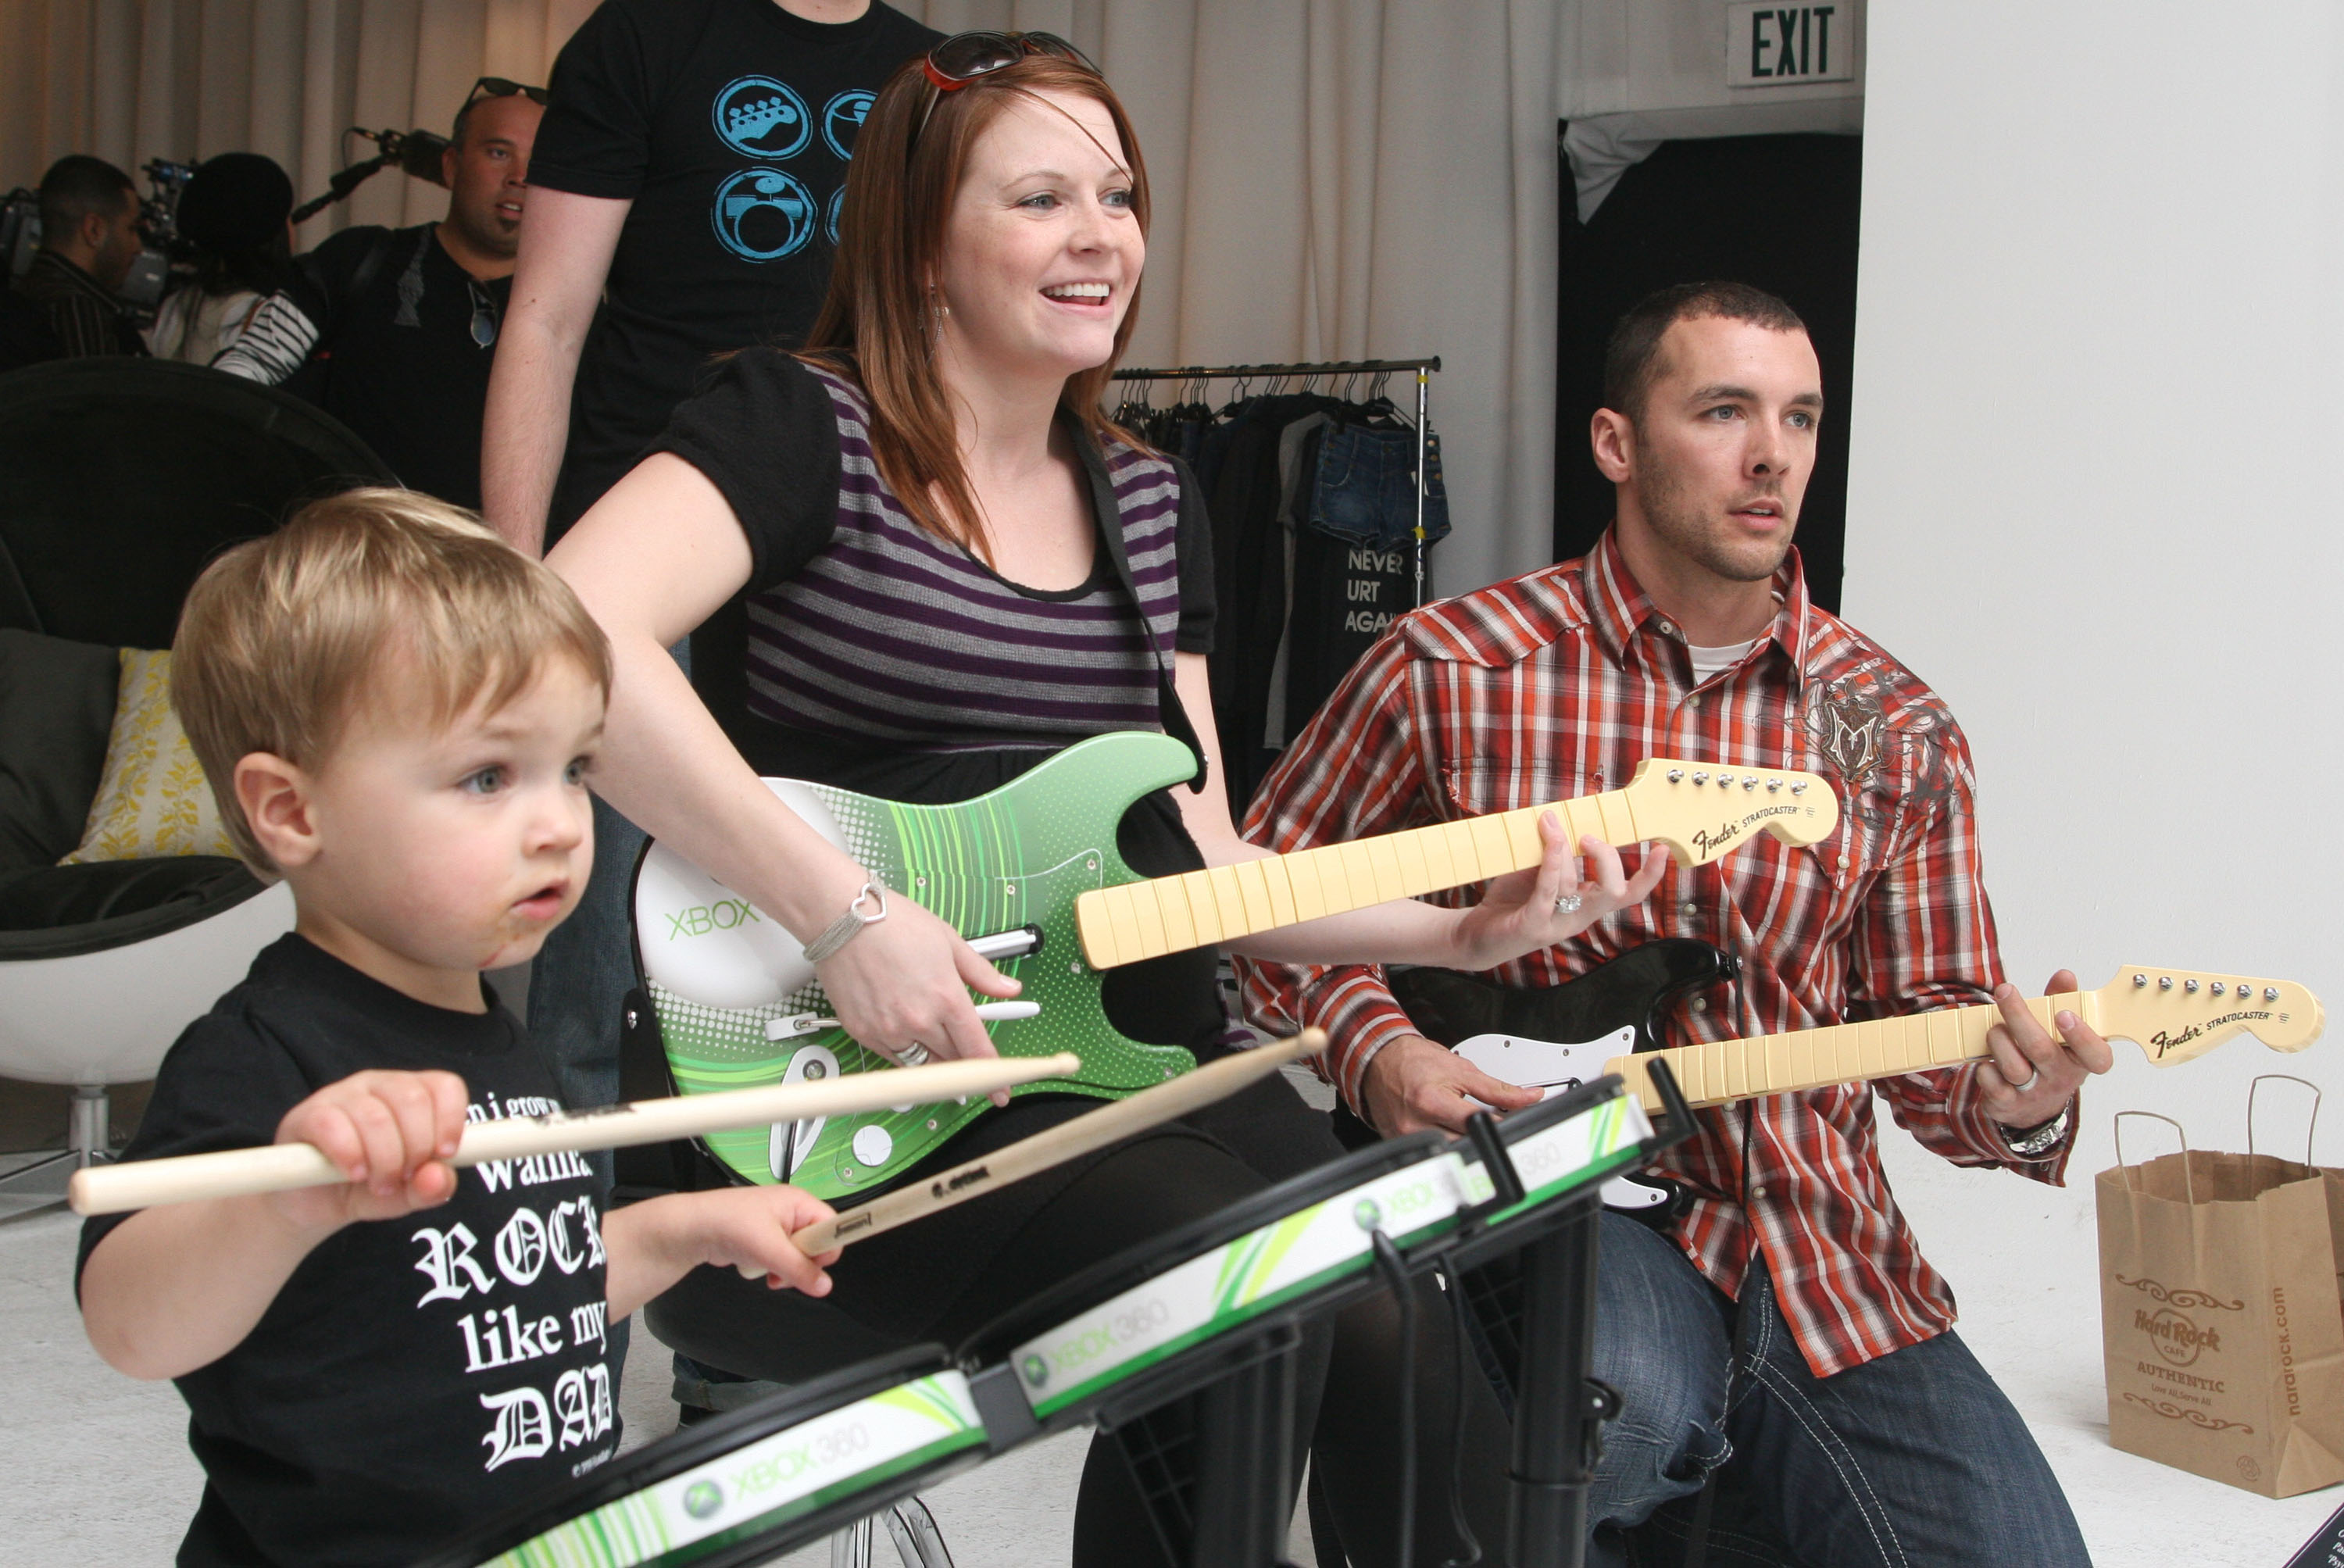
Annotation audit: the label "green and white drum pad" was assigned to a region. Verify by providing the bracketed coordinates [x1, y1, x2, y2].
[419, 1348, 986, 1568]
[963, 1132, 1471, 1432]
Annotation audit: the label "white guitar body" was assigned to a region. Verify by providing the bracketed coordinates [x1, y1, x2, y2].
[635, 779, 846, 1009]
[1454, 1025, 1672, 1213]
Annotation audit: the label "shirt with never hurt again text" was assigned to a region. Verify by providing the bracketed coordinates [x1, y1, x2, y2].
[76, 934, 619, 1567]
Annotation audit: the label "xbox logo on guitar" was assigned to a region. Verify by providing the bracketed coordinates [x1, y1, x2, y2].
[664, 898, 762, 939]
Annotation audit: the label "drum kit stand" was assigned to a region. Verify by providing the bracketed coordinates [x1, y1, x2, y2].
[422, 1059, 1694, 1568]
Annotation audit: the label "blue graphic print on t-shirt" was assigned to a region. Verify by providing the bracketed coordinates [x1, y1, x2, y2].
[823, 89, 875, 159]
[713, 167, 820, 261]
[714, 75, 813, 160]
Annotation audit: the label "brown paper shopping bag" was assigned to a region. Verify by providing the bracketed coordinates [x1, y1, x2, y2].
[2096, 1080, 2344, 1498]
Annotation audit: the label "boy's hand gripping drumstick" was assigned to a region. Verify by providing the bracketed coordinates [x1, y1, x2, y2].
[67, 1054, 1081, 1216]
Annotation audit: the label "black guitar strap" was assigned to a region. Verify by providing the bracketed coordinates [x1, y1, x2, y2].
[1079, 438, 1210, 795]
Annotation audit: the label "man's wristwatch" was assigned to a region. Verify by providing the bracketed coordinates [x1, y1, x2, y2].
[1996, 1103, 2073, 1159]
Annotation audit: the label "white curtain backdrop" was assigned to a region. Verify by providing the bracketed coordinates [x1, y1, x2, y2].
[0, 0, 1574, 594]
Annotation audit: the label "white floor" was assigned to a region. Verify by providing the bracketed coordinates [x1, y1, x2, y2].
[3, 1134, 2334, 1566]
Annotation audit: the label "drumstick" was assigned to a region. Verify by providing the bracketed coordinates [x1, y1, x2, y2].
[791, 1029, 1328, 1254]
[67, 1052, 1084, 1217]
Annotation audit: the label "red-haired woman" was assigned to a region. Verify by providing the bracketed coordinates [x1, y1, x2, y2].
[551, 36, 1660, 1563]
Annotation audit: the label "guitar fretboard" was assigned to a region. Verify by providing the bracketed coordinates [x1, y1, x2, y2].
[1606, 991, 2097, 1111]
[1074, 788, 1645, 970]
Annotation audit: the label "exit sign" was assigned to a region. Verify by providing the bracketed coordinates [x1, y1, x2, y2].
[1727, 4, 1852, 88]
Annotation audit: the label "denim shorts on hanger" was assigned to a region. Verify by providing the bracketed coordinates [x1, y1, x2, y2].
[1308, 423, 1452, 548]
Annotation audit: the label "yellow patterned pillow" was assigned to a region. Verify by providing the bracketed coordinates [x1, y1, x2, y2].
[60, 649, 239, 863]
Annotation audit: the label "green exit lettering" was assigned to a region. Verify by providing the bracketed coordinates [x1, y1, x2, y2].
[665, 899, 763, 940]
[1749, 6, 1836, 80]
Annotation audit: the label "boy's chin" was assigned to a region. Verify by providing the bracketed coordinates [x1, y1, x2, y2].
[478, 926, 557, 974]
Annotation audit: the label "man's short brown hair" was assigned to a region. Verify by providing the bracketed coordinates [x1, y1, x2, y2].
[1602, 280, 1808, 423]
[173, 488, 612, 874]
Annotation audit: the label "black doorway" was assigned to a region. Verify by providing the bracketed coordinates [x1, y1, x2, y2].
[1553, 130, 1862, 613]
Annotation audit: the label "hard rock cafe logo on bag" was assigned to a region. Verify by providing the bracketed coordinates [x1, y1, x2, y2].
[2113, 1273, 2256, 1431]
[2117, 1273, 2243, 1368]
[2136, 1305, 2224, 1366]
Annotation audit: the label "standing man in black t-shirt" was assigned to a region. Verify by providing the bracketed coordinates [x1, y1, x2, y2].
[482, 0, 938, 556]
[477, 2, 938, 1231]
[214, 84, 542, 510]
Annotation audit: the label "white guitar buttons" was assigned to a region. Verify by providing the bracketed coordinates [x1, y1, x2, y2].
[852, 1125, 895, 1169]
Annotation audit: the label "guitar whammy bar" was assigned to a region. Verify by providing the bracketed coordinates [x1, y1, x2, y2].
[420, 1060, 1700, 1568]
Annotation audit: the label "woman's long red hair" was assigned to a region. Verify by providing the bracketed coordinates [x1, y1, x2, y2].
[797, 53, 1151, 560]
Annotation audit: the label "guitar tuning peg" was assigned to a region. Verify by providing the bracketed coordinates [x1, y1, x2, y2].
[2264, 987, 2280, 1002]
[1667, 769, 1685, 783]
[2132, 973, 2148, 986]
[2185, 979, 2200, 993]
[1743, 777, 1758, 791]
[2159, 977, 2173, 990]
[1692, 771, 1710, 784]
[1717, 773, 1735, 787]
[1767, 779, 1781, 792]
[1791, 782, 1807, 795]
[2210, 983, 2225, 995]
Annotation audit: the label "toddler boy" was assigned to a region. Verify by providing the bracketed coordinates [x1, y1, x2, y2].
[76, 489, 840, 1566]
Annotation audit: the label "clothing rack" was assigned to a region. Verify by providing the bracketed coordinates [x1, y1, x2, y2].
[1111, 355, 1442, 606]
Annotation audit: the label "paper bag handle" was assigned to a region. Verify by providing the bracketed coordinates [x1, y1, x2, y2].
[2114, 1110, 2192, 1201]
[2247, 1073, 2321, 1167]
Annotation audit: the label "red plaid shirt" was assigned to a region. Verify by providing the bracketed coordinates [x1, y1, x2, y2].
[1238, 533, 2072, 1377]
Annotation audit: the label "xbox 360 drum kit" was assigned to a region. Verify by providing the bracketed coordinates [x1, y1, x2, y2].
[407, 1058, 1692, 1568]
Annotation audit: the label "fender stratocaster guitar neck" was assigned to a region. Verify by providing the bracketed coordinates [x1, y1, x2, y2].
[1606, 966, 2324, 1113]
[1074, 757, 1838, 969]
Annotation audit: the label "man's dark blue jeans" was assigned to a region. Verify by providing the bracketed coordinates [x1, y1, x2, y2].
[1586, 1213, 2092, 1568]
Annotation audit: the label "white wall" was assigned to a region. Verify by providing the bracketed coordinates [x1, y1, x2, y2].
[1845, 0, 2344, 1316]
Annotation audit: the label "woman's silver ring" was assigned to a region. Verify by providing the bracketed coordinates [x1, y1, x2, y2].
[898, 1042, 932, 1067]
[1554, 893, 1584, 916]
[2010, 1066, 2040, 1095]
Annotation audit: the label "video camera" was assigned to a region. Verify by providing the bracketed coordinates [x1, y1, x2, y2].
[1, 188, 38, 280]
[117, 157, 197, 308]
[1, 159, 192, 310]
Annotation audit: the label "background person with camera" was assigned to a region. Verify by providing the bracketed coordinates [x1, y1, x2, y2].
[142, 152, 295, 365]
[212, 80, 543, 510]
[12, 155, 147, 359]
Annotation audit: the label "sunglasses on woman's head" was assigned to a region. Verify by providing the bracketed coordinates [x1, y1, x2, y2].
[922, 30, 1097, 91]
[915, 32, 1099, 139]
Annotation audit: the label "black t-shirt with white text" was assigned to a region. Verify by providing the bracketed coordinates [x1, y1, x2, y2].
[77, 936, 617, 1567]
[527, 0, 938, 538]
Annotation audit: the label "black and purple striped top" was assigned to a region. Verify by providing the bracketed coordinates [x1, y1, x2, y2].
[654, 350, 1213, 763]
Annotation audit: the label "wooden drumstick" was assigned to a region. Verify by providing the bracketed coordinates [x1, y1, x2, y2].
[791, 1029, 1328, 1254]
[67, 1053, 1084, 1216]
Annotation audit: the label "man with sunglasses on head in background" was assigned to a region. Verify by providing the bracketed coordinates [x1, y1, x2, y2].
[213, 80, 543, 511]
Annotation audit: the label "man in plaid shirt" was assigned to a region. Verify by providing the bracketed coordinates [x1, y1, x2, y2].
[1242, 283, 2108, 1566]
